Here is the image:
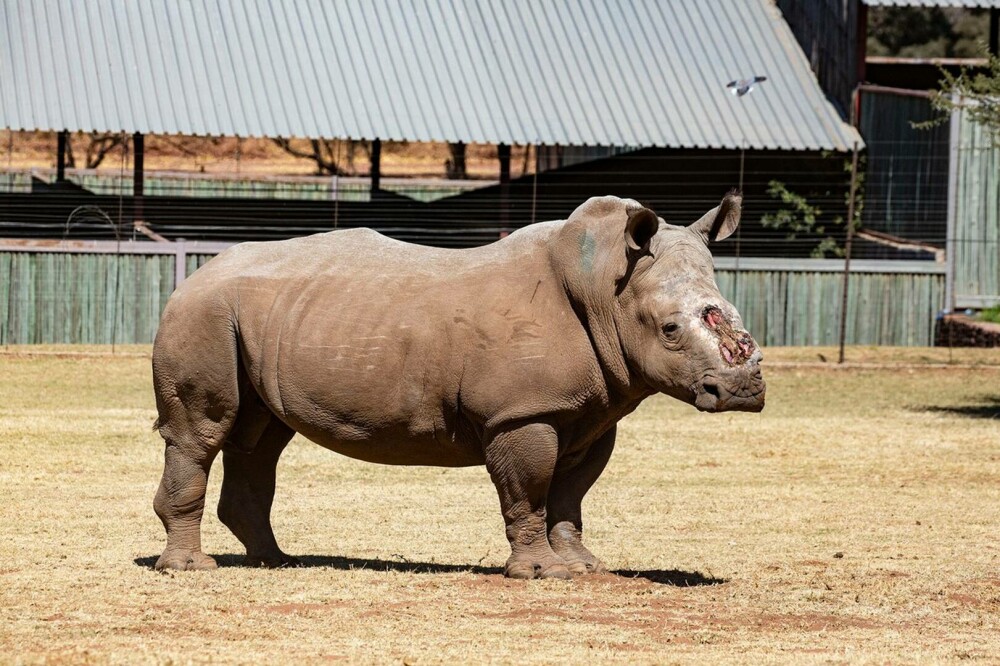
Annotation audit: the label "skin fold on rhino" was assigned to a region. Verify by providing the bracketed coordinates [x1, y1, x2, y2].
[151, 193, 765, 579]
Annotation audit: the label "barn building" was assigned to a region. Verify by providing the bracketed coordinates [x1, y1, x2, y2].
[1, 0, 859, 255]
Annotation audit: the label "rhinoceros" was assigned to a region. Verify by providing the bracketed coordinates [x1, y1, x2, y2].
[151, 194, 765, 579]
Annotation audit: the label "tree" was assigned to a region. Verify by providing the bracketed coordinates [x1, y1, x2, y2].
[63, 132, 126, 169]
[81, 133, 126, 169]
[760, 157, 865, 259]
[924, 52, 1000, 141]
[867, 7, 989, 58]
[271, 137, 368, 176]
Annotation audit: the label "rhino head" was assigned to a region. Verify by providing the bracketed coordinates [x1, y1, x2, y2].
[558, 193, 765, 413]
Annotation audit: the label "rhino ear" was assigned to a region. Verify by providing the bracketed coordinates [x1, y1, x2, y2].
[624, 205, 660, 254]
[690, 192, 742, 243]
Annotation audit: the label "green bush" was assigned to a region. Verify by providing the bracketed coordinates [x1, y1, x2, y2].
[978, 306, 1000, 324]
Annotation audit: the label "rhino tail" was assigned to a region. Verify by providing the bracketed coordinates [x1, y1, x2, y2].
[152, 416, 161, 432]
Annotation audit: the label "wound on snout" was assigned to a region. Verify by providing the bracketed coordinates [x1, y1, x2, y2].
[701, 305, 755, 367]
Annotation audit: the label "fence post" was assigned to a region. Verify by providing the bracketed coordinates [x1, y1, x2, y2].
[945, 98, 961, 314]
[838, 141, 861, 364]
[174, 238, 187, 289]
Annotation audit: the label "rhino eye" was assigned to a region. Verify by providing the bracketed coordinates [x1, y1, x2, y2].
[662, 322, 680, 336]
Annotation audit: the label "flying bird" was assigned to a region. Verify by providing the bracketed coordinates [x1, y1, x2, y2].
[726, 76, 767, 97]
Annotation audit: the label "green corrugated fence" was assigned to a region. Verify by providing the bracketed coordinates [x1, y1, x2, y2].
[0, 251, 173, 344]
[0, 243, 946, 346]
[953, 110, 1000, 308]
[717, 266, 944, 347]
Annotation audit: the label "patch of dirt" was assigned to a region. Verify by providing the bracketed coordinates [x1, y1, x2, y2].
[744, 612, 881, 632]
[975, 578, 1000, 587]
[258, 601, 350, 615]
[947, 593, 1000, 611]
[881, 570, 911, 578]
[936, 314, 1000, 348]
[447, 573, 515, 591]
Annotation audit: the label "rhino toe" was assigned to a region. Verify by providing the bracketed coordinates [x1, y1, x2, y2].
[155, 550, 217, 572]
[504, 554, 572, 580]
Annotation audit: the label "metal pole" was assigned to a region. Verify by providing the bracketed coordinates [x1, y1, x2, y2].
[530, 144, 538, 226]
[133, 132, 144, 226]
[370, 138, 381, 194]
[838, 141, 861, 364]
[499, 143, 511, 236]
[174, 238, 187, 289]
[734, 141, 745, 300]
[945, 96, 961, 314]
[56, 130, 68, 182]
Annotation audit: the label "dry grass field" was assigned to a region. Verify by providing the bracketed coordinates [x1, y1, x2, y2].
[1, 346, 999, 664]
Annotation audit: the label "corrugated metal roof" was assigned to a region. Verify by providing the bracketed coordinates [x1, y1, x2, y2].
[0, 0, 861, 151]
[862, 0, 1000, 7]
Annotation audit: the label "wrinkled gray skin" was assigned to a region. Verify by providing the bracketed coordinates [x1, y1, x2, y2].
[152, 194, 765, 578]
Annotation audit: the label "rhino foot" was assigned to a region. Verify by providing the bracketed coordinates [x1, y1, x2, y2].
[548, 522, 606, 576]
[504, 555, 573, 580]
[563, 558, 607, 576]
[243, 553, 302, 569]
[155, 550, 218, 572]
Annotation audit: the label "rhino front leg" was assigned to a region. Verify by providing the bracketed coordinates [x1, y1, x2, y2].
[484, 422, 571, 580]
[546, 426, 615, 575]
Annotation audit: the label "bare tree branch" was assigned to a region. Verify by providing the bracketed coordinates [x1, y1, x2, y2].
[271, 137, 344, 175]
[83, 133, 125, 169]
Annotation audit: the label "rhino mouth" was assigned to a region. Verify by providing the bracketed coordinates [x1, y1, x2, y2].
[693, 371, 766, 413]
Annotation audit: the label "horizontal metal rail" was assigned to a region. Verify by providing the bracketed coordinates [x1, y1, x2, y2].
[0, 239, 946, 276]
[0, 238, 234, 254]
[713, 257, 945, 274]
[0, 238, 235, 287]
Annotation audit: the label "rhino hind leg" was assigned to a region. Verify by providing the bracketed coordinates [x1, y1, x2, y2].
[546, 426, 616, 575]
[485, 423, 572, 580]
[153, 444, 222, 571]
[152, 312, 241, 572]
[217, 415, 298, 568]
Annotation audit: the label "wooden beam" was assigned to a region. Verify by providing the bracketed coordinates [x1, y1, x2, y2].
[56, 130, 68, 182]
[370, 138, 381, 193]
[857, 84, 933, 99]
[133, 132, 144, 225]
[498, 143, 511, 234]
[498, 143, 511, 183]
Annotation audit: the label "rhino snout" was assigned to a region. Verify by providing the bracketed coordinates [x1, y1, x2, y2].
[693, 365, 765, 413]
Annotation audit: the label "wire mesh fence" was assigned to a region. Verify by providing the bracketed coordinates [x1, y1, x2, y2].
[0, 111, 996, 347]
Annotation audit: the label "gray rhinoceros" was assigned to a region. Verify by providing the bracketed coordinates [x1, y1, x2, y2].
[151, 194, 765, 579]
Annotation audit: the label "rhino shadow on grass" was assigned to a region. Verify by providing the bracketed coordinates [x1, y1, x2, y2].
[133, 555, 725, 586]
[914, 395, 1000, 419]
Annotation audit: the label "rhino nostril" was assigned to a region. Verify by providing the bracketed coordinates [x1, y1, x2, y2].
[702, 382, 720, 399]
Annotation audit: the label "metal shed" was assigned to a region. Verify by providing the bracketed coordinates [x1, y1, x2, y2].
[0, 0, 860, 151]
